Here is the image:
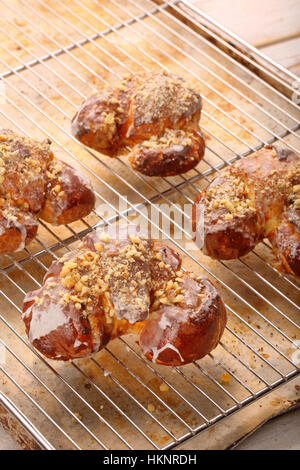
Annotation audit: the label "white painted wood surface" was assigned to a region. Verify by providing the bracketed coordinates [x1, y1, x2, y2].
[189, 0, 300, 46]
[234, 408, 300, 450]
[260, 36, 300, 76]
[189, 0, 300, 76]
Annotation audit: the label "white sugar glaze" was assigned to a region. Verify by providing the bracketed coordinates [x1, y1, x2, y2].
[13, 220, 27, 252]
[151, 342, 184, 364]
[73, 339, 88, 348]
[158, 315, 172, 330]
[28, 302, 69, 343]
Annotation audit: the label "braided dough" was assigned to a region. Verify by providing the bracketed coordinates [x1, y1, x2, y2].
[193, 146, 300, 276]
[71, 71, 205, 177]
[0, 130, 95, 254]
[22, 225, 226, 366]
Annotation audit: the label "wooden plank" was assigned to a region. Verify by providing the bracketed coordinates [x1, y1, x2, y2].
[188, 0, 300, 48]
[260, 36, 300, 76]
[176, 375, 300, 449]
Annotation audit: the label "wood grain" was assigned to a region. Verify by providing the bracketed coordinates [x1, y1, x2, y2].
[260, 36, 300, 77]
[189, 0, 300, 47]
[188, 0, 300, 77]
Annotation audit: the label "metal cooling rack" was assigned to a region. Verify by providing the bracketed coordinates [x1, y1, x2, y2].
[0, 0, 299, 450]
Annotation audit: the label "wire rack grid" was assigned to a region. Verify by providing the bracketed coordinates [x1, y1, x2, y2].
[0, 0, 299, 450]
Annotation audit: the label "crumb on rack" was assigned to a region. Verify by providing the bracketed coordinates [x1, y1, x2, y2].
[147, 403, 155, 413]
[159, 383, 169, 392]
[72, 412, 82, 423]
[221, 372, 231, 383]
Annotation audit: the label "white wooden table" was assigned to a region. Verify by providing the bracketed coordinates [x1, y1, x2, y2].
[190, 0, 300, 76]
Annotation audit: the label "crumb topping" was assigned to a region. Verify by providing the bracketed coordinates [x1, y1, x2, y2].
[35, 228, 204, 327]
[140, 128, 193, 150]
[71, 71, 203, 167]
[0, 129, 94, 248]
[0, 129, 54, 215]
[289, 169, 300, 211]
[204, 169, 255, 220]
[131, 72, 202, 127]
[203, 147, 299, 228]
[0, 129, 69, 225]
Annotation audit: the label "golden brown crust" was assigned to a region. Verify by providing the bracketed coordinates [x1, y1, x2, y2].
[22, 225, 226, 365]
[0, 130, 95, 253]
[268, 195, 300, 276]
[71, 71, 205, 177]
[39, 160, 95, 226]
[193, 146, 300, 275]
[0, 205, 38, 254]
[128, 128, 205, 177]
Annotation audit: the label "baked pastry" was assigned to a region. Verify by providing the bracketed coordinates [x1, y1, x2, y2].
[71, 71, 205, 177]
[22, 225, 226, 366]
[193, 146, 300, 276]
[0, 130, 95, 254]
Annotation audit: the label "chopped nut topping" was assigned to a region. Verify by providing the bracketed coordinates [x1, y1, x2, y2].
[140, 128, 194, 150]
[147, 403, 155, 413]
[99, 232, 111, 242]
[42, 226, 199, 328]
[293, 184, 300, 193]
[174, 294, 184, 303]
[94, 242, 104, 252]
[159, 383, 169, 392]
